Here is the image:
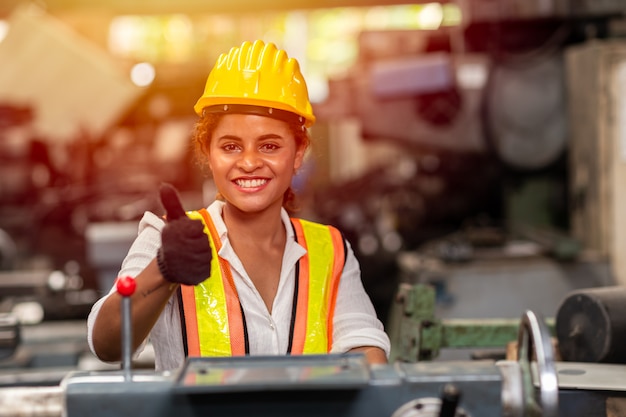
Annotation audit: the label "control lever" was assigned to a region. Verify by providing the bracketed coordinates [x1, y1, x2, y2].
[116, 276, 136, 382]
[438, 384, 461, 417]
[390, 382, 468, 417]
[517, 310, 558, 417]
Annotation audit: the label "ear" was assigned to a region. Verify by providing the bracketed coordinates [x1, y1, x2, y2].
[293, 144, 306, 171]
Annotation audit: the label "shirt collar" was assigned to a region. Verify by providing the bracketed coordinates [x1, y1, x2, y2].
[206, 200, 304, 255]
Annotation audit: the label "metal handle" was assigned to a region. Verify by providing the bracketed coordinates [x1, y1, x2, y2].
[116, 276, 136, 382]
[517, 310, 558, 417]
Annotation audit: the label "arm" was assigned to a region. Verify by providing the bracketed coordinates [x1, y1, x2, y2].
[88, 210, 169, 362]
[348, 346, 388, 365]
[90, 184, 213, 363]
[332, 240, 392, 364]
[91, 259, 178, 362]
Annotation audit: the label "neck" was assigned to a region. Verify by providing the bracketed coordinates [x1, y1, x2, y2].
[222, 202, 286, 246]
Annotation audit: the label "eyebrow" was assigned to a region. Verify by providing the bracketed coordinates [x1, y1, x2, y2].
[216, 133, 285, 141]
[258, 133, 285, 140]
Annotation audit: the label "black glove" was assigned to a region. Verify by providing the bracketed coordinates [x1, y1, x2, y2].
[156, 183, 212, 286]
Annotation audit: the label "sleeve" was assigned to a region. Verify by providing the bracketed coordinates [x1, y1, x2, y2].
[86, 211, 169, 359]
[330, 239, 391, 357]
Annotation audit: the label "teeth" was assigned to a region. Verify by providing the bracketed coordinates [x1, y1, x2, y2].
[236, 179, 267, 188]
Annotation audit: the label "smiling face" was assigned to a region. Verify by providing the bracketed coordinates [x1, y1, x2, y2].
[206, 113, 306, 215]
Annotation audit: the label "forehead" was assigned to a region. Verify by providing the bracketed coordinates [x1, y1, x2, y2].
[213, 113, 293, 137]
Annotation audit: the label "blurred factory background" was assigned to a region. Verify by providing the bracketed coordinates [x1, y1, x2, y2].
[1, 0, 626, 379]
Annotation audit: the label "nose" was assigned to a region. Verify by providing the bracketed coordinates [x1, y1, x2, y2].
[237, 148, 262, 172]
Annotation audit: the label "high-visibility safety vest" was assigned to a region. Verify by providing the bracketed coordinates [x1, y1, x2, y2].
[178, 209, 346, 357]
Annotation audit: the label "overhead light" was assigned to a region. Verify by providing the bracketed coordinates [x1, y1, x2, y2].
[0, 21, 8, 43]
[47, 270, 68, 291]
[12, 301, 45, 325]
[130, 62, 155, 87]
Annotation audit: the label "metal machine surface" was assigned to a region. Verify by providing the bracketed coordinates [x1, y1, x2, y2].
[4, 309, 626, 417]
[556, 286, 626, 364]
[5, 278, 626, 417]
[61, 356, 503, 417]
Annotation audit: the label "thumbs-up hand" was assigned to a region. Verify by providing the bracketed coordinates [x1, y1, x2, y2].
[160, 182, 187, 221]
[156, 183, 212, 286]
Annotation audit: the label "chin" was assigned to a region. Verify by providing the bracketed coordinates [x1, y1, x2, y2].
[226, 197, 283, 214]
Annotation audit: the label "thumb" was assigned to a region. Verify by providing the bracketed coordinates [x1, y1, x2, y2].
[159, 183, 186, 221]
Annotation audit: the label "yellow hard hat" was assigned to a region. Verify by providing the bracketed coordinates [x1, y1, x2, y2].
[194, 40, 316, 128]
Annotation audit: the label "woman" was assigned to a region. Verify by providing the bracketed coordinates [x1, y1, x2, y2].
[88, 40, 390, 371]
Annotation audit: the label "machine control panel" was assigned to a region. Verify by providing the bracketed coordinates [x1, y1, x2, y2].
[175, 354, 371, 393]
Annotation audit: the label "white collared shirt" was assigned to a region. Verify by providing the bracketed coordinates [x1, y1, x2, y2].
[87, 200, 390, 371]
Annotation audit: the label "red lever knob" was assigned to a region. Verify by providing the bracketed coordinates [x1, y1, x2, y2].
[116, 276, 136, 297]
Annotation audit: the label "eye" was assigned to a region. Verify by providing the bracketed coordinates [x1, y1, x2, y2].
[260, 142, 279, 152]
[222, 143, 240, 152]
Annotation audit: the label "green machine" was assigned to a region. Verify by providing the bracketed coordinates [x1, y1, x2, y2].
[387, 283, 555, 362]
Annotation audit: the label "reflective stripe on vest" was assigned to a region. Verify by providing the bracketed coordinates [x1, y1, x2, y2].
[289, 218, 345, 353]
[179, 209, 345, 357]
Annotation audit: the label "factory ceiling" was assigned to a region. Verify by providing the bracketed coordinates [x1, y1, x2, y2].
[0, 0, 441, 16]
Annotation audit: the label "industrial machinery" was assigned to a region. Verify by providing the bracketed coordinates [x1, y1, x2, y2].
[0, 312, 561, 417]
[3, 281, 626, 417]
[555, 286, 626, 364]
[386, 282, 557, 363]
[0, 313, 19, 361]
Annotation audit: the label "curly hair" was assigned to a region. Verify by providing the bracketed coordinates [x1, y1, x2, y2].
[190, 113, 311, 214]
